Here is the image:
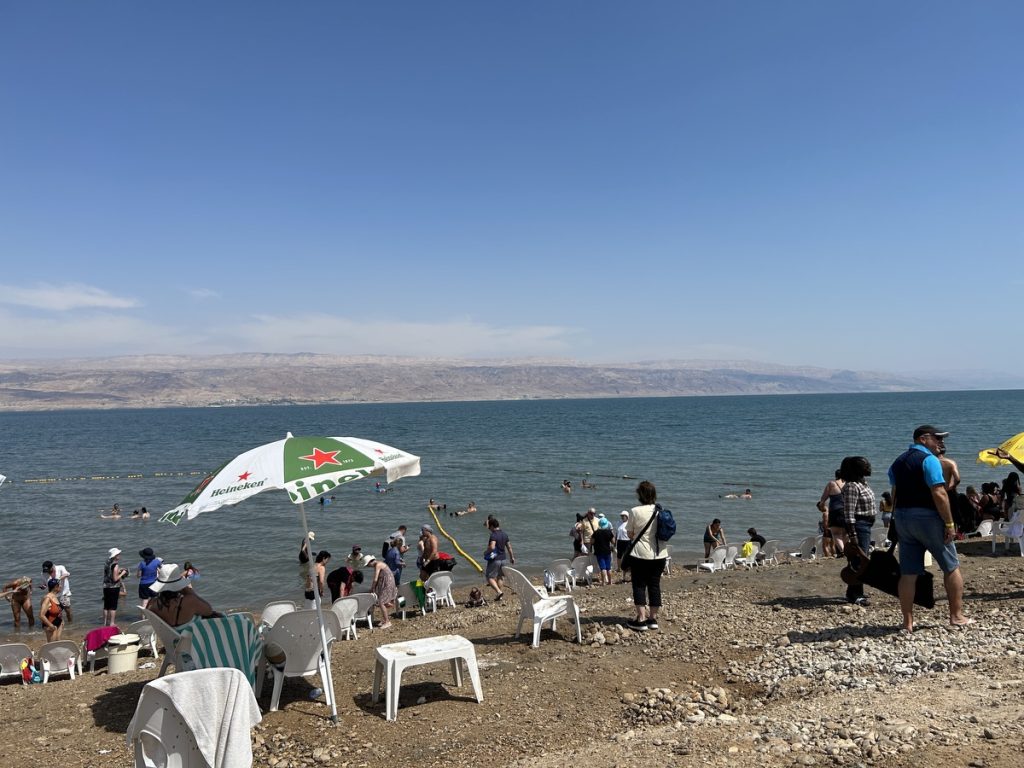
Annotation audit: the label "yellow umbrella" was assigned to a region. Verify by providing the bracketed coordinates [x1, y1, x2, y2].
[977, 432, 1024, 466]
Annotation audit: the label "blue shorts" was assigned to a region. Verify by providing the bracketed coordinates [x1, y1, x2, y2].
[596, 553, 612, 572]
[894, 507, 960, 575]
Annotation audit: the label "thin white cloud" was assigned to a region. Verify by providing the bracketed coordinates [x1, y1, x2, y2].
[225, 313, 577, 358]
[0, 309, 195, 357]
[0, 283, 139, 311]
[187, 288, 221, 300]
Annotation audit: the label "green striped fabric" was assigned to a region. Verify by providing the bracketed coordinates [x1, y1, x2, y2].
[179, 615, 263, 688]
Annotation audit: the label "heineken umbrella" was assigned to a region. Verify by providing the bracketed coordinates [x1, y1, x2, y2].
[977, 432, 1024, 468]
[162, 433, 421, 723]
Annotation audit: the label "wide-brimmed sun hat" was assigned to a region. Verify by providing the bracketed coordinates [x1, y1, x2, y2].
[151, 563, 190, 593]
[108, 547, 122, 558]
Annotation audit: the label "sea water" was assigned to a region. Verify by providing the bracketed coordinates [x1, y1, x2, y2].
[0, 390, 1020, 629]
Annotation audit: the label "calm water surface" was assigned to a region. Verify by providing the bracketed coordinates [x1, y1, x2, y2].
[1, 391, 1020, 632]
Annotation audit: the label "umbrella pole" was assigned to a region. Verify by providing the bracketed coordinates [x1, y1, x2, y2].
[301, 502, 339, 724]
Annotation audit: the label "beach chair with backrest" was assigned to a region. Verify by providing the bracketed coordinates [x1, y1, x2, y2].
[394, 582, 426, 620]
[756, 540, 780, 567]
[697, 545, 729, 573]
[502, 567, 582, 648]
[329, 597, 359, 639]
[0, 643, 32, 685]
[257, 609, 340, 712]
[127, 620, 159, 659]
[349, 592, 377, 629]
[140, 608, 192, 677]
[423, 572, 456, 611]
[127, 667, 261, 768]
[722, 545, 739, 569]
[38, 640, 81, 683]
[993, 509, 1024, 556]
[259, 600, 297, 633]
[789, 536, 818, 561]
[544, 559, 575, 592]
[962, 519, 994, 539]
[569, 556, 595, 587]
[733, 542, 760, 569]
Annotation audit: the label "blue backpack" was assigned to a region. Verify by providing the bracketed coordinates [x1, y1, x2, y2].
[655, 503, 676, 542]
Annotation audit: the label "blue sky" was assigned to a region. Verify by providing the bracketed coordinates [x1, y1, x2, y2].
[1, 2, 1022, 380]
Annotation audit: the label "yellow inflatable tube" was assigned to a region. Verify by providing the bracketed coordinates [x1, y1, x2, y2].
[428, 505, 483, 573]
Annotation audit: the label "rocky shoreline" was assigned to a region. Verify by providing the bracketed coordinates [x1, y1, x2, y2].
[2, 540, 1022, 768]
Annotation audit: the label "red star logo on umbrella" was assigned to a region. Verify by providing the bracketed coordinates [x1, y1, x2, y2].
[300, 447, 342, 470]
[238, 471, 252, 481]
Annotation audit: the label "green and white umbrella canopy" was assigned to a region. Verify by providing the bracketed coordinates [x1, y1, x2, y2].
[160, 433, 420, 723]
[162, 434, 421, 524]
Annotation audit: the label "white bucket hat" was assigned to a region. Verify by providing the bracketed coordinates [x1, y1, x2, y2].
[150, 563, 190, 593]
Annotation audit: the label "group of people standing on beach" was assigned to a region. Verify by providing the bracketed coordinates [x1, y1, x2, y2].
[816, 424, 979, 632]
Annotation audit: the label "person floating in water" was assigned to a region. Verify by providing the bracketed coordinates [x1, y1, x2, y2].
[561, 480, 573, 494]
[581, 477, 597, 489]
[452, 501, 478, 517]
[99, 504, 121, 519]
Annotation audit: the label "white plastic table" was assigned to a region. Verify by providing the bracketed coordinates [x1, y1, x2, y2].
[371, 634, 483, 721]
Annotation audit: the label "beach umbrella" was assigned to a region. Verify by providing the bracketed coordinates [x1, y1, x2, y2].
[976, 432, 1024, 467]
[162, 433, 421, 723]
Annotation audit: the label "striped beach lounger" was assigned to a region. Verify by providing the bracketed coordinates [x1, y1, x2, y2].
[179, 615, 263, 689]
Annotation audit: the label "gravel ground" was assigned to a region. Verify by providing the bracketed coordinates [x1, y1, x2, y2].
[2, 539, 1023, 768]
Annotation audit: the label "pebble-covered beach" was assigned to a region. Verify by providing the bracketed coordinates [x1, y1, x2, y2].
[2, 540, 1022, 768]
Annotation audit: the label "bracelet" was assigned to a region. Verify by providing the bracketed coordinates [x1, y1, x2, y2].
[944, 523, 955, 529]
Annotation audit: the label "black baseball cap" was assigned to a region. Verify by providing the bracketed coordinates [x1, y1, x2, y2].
[913, 425, 950, 440]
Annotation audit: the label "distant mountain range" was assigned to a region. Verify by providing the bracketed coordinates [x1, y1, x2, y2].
[0, 353, 960, 411]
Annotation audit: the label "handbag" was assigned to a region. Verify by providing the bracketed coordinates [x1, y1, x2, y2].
[620, 509, 658, 571]
[841, 542, 935, 609]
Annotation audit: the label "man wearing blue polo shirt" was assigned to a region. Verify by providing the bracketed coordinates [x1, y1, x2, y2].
[888, 425, 971, 633]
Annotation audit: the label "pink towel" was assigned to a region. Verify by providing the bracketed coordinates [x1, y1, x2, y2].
[84, 625, 120, 652]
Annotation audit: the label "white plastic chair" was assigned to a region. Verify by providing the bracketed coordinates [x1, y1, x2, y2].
[348, 593, 377, 629]
[697, 545, 728, 573]
[662, 545, 673, 575]
[544, 559, 575, 592]
[423, 572, 456, 611]
[395, 582, 426, 620]
[733, 542, 760, 569]
[502, 567, 582, 648]
[140, 608, 192, 677]
[0, 643, 32, 685]
[757, 540, 780, 567]
[569, 556, 595, 587]
[329, 597, 359, 640]
[789, 536, 818, 560]
[962, 519, 994, 539]
[126, 667, 261, 768]
[722, 545, 739, 569]
[39, 640, 82, 683]
[128, 620, 160, 659]
[259, 600, 297, 632]
[257, 609, 340, 712]
[993, 510, 1024, 555]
